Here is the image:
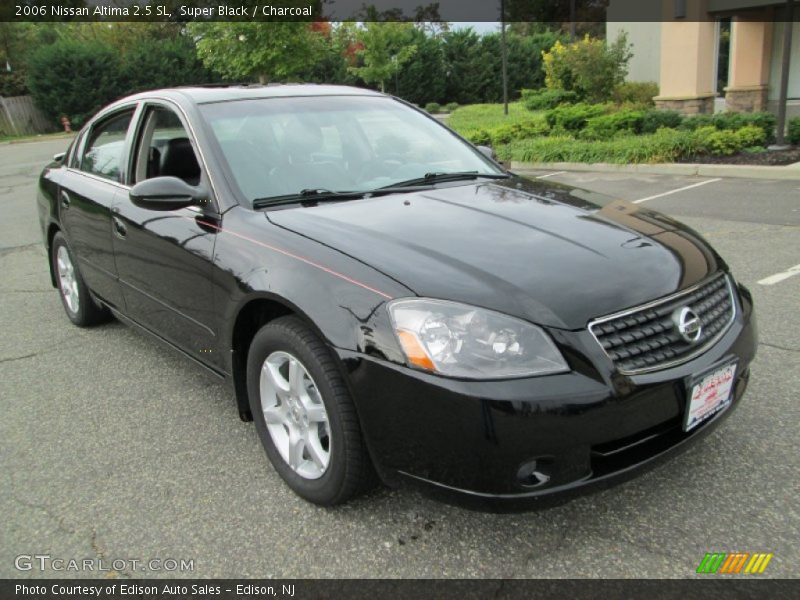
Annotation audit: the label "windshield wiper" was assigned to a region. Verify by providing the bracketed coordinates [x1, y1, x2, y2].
[253, 189, 365, 209]
[253, 185, 444, 209]
[379, 171, 510, 189]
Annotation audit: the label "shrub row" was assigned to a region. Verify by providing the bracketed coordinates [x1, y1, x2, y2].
[520, 81, 658, 112]
[461, 116, 550, 147]
[520, 88, 579, 111]
[425, 101, 460, 114]
[496, 125, 768, 164]
[678, 111, 777, 143]
[544, 106, 775, 143]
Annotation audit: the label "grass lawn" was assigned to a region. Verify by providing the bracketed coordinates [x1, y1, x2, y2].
[448, 102, 540, 133]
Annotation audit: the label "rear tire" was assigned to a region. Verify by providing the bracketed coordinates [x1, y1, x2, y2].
[247, 316, 372, 505]
[51, 232, 110, 327]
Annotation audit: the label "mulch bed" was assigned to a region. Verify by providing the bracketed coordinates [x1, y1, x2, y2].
[678, 147, 800, 166]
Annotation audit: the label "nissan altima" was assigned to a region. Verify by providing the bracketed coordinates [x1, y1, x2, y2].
[37, 85, 756, 507]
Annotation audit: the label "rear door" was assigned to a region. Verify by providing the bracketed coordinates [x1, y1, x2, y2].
[59, 106, 138, 309]
[111, 102, 221, 368]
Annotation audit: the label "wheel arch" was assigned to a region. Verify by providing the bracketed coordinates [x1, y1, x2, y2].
[229, 293, 334, 422]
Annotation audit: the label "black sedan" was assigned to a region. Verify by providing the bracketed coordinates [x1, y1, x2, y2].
[37, 85, 756, 508]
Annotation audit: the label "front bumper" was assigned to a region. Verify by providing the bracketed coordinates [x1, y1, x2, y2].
[338, 284, 757, 509]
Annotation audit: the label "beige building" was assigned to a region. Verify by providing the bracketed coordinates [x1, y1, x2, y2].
[608, 0, 799, 115]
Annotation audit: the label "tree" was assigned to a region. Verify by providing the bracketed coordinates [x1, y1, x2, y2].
[306, 23, 361, 86]
[188, 22, 325, 83]
[441, 28, 484, 104]
[120, 35, 217, 94]
[348, 23, 418, 93]
[27, 38, 123, 125]
[0, 23, 36, 95]
[395, 27, 446, 103]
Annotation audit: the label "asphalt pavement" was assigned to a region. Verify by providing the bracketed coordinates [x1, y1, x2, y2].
[1, 139, 798, 579]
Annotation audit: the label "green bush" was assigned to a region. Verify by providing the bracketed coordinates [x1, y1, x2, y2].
[545, 102, 608, 132]
[497, 127, 698, 164]
[679, 114, 717, 131]
[581, 110, 645, 140]
[0, 71, 28, 97]
[489, 125, 519, 145]
[703, 128, 739, 155]
[734, 125, 766, 149]
[520, 88, 579, 111]
[691, 125, 766, 156]
[460, 116, 549, 146]
[542, 34, 632, 103]
[444, 102, 459, 113]
[714, 112, 776, 142]
[640, 110, 683, 133]
[612, 81, 659, 106]
[462, 128, 492, 146]
[788, 117, 800, 145]
[425, 102, 442, 114]
[488, 118, 549, 145]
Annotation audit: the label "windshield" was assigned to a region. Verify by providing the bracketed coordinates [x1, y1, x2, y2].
[199, 95, 504, 204]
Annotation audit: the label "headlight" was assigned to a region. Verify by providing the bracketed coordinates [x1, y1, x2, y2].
[387, 298, 568, 379]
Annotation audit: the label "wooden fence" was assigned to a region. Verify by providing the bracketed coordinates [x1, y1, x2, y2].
[0, 95, 56, 137]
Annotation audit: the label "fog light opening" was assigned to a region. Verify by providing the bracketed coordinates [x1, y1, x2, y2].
[517, 458, 553, 488]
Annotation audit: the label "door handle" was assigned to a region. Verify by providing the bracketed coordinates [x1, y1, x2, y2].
[60, 191, 70, 209]
[112, 216, 127, 239]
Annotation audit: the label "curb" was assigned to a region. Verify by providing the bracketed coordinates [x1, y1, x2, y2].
[0, 133, 75, 146]
[510, 161, 800, 181]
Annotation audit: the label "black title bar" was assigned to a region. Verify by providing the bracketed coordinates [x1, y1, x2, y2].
[4, 0, 800, 23]
[2, 579, 799, 600]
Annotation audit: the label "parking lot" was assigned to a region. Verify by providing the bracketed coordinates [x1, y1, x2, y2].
[1, 138, 798, 579]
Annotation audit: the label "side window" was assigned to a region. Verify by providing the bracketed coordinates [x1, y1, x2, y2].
[133, 106, 201, 186]
[80, 110, 135, 181]
[67, 131, 86, 169]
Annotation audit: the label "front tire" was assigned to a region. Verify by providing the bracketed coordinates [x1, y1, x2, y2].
[51, 232, 110, 327]
[247, 316, 371, 505]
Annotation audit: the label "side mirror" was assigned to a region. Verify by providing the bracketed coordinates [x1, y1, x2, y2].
[476, 145, 496, 160]
[129, 176, 206, 211]
[53, 152, 65, 163]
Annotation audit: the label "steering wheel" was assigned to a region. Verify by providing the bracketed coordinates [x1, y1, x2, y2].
[353, 154, 406, 182]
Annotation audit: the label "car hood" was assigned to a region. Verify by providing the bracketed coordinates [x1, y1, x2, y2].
[266, 178, 723, 330]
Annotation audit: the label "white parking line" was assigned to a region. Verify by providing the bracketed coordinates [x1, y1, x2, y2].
[632, 178, 722, 204]
[757, 264, 800, 286]
[534, 171, 566, 179]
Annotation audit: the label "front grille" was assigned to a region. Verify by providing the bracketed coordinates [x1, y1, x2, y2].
[589, 274, 736, 374]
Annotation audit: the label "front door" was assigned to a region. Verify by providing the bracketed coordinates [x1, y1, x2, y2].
[111, 103, 221, 367]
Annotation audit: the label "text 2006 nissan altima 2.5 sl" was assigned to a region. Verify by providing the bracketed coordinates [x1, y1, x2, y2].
[37, 85, 756, 508]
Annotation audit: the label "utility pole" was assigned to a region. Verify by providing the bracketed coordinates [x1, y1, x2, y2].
[773, 0, 794, 147]
[570, 0, 577, 41]
[501, 0, 509, 116]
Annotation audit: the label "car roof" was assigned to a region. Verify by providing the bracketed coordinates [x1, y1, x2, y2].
[124, 84, 385, 106]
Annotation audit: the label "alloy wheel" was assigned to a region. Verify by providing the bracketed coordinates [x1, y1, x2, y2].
[56, 245, 79, 314]
[259, 351, 331, 479]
